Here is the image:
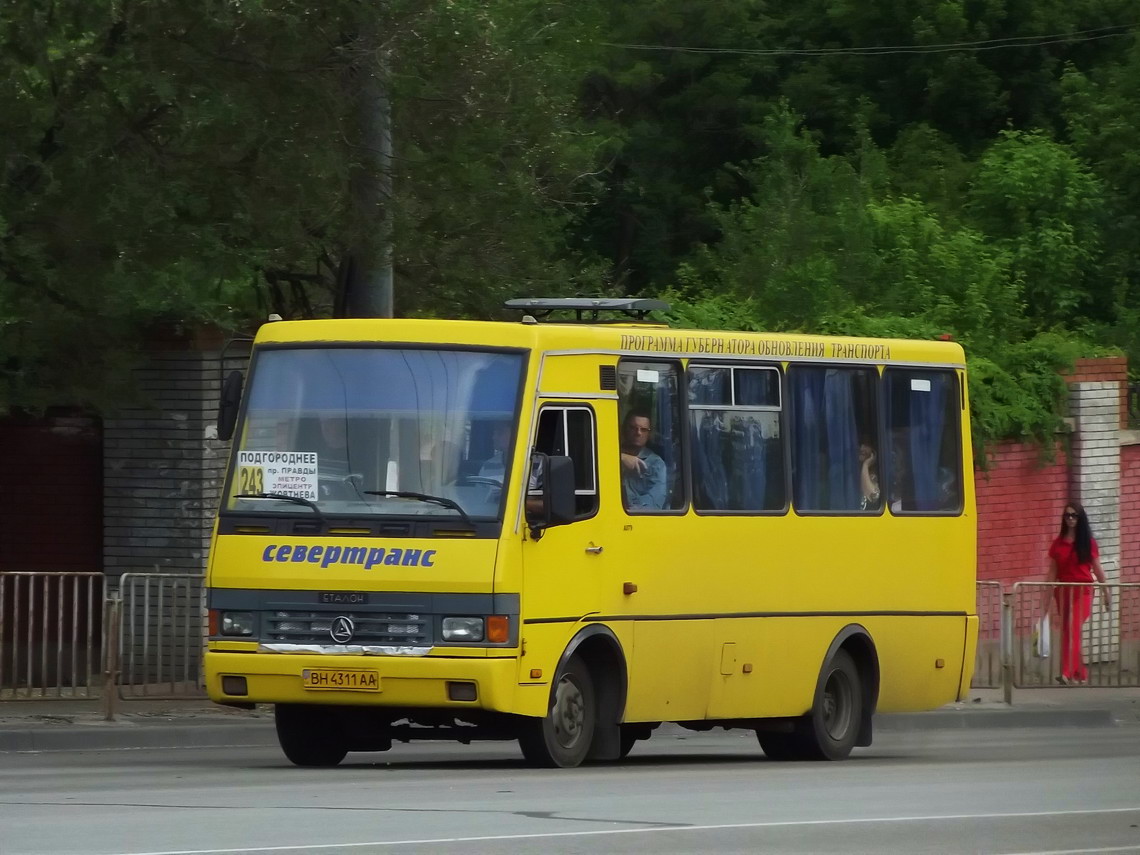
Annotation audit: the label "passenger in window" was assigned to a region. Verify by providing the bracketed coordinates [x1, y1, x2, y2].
[620, 411, 667, 510]
[859, 440, 880, 511]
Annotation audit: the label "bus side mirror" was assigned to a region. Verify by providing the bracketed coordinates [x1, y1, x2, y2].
[217, 370, 244, 442]
[526, 453, 576, 538]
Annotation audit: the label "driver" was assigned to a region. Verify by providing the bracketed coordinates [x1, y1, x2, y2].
[478, 422, 511, 481]
[314, 416, 354, 499]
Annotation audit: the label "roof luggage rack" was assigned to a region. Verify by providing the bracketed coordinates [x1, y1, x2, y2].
[504, 298, 670, 323]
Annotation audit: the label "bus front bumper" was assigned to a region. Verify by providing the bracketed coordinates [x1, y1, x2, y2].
[205, 650, 529, 712]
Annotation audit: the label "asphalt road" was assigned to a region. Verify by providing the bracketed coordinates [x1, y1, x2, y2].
[2, 724, 1139, 855]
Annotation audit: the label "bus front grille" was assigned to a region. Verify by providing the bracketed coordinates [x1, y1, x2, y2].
[265, 611, 429, 645]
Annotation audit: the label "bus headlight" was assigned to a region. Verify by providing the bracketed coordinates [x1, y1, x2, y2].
[442, 617, 484, 642]
[221, 611, 255, 637]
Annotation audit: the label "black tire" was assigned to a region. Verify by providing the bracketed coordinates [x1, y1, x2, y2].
[801, 648, 862, 760]
[519, 658, 596, 768]
[275, 704, 348, 767]
[757, 649, 862, 762]
[756, 732, 804, 761]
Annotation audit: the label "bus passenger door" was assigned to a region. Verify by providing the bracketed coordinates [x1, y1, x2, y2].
[520, 402, 616, 652]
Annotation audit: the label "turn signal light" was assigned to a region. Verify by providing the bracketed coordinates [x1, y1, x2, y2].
[487, 615, 509, 643]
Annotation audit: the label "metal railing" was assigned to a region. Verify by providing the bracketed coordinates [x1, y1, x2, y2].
[114, 573, 206, 699]
[0, 572, 105, 700]
[3, 573, 1135, 714]
[972, 581, 1004, 688]
[1011, 581, 1140, 688]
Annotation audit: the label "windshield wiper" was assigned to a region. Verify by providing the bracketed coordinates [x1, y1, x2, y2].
[234, 493, 323, 518]
[362, 490, 474, 527]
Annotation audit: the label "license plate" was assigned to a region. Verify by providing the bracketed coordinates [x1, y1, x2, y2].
[302, 669, 380, 691]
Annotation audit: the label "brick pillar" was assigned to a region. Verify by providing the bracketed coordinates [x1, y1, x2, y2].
[1069, 381, 1120, 583]
[103, 334, 246, 577]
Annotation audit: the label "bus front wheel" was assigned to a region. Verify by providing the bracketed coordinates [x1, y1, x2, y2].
[275, 704, 349, 767]
[519, 657, 596, 768]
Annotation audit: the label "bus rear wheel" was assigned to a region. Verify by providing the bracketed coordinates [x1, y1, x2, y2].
[757, 649, 862, 762]
[275, 704, 349, 767]
[519, 657, 596, 768]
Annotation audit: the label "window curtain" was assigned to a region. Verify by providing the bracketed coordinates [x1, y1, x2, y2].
[793, 368, 860, 510]
[734, 371, 771, 510]
[690, 369, 728, 509]
[737, 417, 768, 510]
[653, 375, 679, 507]
[908, 373, 948, 511]
[792, 369, 825, 508]
[694, 412, 730, 509]
[824, 369, 861, 510]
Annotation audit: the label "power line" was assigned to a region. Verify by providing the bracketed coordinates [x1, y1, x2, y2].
[604, 23, 1136, 58]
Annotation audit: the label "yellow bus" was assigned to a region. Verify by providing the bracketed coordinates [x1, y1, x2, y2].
[205, 298, 977, 767]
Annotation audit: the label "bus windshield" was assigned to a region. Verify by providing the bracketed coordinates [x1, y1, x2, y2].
[224, 347, 525, 521]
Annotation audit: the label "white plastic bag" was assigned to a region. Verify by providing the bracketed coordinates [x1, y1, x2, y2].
[1032, 616, 1051, 658]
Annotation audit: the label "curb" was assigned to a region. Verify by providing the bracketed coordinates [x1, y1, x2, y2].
[874, 708, 1117, 731]
[0, 722, 277, 753]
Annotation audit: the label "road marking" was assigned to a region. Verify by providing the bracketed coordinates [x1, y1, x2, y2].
[107, 806, 1140, 855]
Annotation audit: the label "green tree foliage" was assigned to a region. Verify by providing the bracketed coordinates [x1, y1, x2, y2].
[0, 0, 602, 411]
[967, 130, 1108, 326]
[670, 106, 1111, 450]
[3, 0, 1138, 449]
[577, 0, 1136, 291]
[578, 1, 1138, 448]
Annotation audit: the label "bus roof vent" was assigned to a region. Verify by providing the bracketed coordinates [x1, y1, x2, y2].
[599, 365, 617, 390]
[504, 298, 670, 324]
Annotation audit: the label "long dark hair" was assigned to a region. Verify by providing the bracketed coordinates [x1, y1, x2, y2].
[1058, 502, 1094, 564]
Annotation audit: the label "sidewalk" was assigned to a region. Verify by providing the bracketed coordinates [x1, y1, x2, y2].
[0, 697, 276, 753]
[876, 686, 1140, 731]
[1, 688, 1138, 753]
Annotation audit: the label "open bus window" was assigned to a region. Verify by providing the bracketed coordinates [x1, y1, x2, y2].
[530, 406, 597, 519]
[689, 364, 785, 512]
[616, 360, 685, 513]
[789, 366, 879, 514]
[884, 369, 962, 514]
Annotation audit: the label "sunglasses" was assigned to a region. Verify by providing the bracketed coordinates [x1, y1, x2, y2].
[1063, 512, 1078, 520]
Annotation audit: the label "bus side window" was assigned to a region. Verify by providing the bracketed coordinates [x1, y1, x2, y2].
[532, 406, 598, 519]
[689, 364, 785, 512]
[616, 360, 685, 512]
[789, 366, 879, 513]
[884, 369, 962, 514]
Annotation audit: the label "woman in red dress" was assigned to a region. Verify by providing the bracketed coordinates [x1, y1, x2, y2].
[1045, 503, 1112, 684]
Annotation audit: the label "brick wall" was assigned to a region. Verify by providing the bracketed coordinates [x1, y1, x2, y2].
[1067, 356, 1129, 428]
[976, 355, 1136, 588]
[103, 340, 247, 577]
[1122, 444, 1140, 585]
[976, 442, 1070, 585]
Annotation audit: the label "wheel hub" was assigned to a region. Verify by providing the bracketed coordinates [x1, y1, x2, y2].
[551, 676, 585, 748]
[822, 670, 853, 739]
